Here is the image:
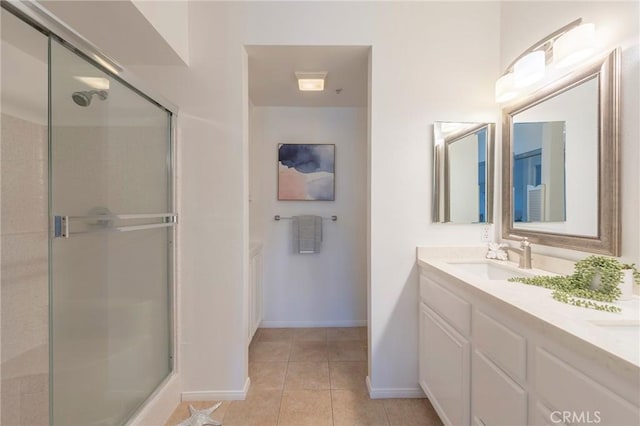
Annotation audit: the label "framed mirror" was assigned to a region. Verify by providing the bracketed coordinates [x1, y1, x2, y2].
[502, 49, 620, 255]
[433, 122, 495, 223]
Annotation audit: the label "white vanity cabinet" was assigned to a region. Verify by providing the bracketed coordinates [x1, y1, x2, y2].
[420, 303, 470, 426]
[418, 265, 640, 426]
[419, 275, 471, 426]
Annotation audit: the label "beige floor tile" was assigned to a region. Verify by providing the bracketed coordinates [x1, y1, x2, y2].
[165, 401, 230, 426]
[250, 341, 292, 362]
[278, 389, 333, 426]
[293, 327, 328, 341]
[383, 398, 443, 426]
[284, 361, 330, 390]
[332, 389, 389, 426]
[223, 389, 282, 426]
[290, 340, 328, 361]
[328, 340, 367, 361]
[330, 361, 368, 390]
[256, 328, 295, 342]
[327, 327, 367, 341]
[249, 362, 287, 389]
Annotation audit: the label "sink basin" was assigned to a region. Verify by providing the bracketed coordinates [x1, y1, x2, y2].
[588, 320, 640, 339]
[446, 261, 535, 280]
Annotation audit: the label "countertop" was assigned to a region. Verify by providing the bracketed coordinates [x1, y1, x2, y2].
[417, 247, 640, 374]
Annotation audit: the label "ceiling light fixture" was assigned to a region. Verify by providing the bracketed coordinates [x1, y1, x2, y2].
[295, 72, 327, 91]
[495, 18, 596, 103]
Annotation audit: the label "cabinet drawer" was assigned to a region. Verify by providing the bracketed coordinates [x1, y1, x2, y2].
[474, 310, 526, 382]
[420, 274, 470, 336]
[535, 347, 639, 425]
[472, 350, 527, 426]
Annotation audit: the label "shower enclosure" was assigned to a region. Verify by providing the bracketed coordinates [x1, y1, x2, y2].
[1, 3, 176, 425]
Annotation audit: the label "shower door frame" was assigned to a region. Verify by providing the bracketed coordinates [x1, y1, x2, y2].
[1, 1, 179, 424]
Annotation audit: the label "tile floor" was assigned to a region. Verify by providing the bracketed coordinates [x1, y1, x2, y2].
[165, 327, 442, 426]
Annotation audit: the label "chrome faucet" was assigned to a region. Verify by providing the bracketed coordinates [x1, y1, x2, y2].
[507, 236, 532, 269]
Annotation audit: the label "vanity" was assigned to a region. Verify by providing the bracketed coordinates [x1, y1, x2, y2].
[417, 247, 640, 426]
[424, 18, 639, 426]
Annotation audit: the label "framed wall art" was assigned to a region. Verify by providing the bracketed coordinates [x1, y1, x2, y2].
[277, 143, 335, 201]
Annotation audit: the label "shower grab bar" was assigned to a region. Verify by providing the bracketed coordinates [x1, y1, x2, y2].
[274, 215, 337, 221]
[53, 214, 176, 238]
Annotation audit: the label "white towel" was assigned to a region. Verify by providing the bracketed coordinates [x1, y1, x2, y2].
[292, 215, 322, 254]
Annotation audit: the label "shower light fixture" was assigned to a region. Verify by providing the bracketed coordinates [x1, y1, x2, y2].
[495, 19, 596, 103]
[295, 72, 327, 91]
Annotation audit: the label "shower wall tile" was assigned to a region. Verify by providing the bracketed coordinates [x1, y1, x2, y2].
[1, 373, 48, 426]
[0, 113, 48, 235]
[1, 112, 50, 425]
[1, 381, 21, 426]
[1, 231, 49, 364]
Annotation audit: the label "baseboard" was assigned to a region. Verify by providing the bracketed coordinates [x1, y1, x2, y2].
[181, 377, 251, 401]
[366, 376, 426, 399]
[128, 373, 181, 425]
[260, 320, 367, 328]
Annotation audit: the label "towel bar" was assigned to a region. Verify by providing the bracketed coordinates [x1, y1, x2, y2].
[274, 215, 337, 221]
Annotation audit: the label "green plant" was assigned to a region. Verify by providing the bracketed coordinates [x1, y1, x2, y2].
[508, 256, 640, 313]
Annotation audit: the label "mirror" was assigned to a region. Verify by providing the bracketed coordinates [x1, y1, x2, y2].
[433, 122, 494, 223]
[502, 49, 620, 255]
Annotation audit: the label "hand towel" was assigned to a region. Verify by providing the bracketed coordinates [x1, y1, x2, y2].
[292, 215, 322, 254]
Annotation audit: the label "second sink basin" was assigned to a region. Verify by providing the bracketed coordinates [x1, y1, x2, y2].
[446, 261, 535, 280]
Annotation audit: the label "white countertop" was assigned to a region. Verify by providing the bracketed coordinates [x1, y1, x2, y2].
[417, 250, 640, 372]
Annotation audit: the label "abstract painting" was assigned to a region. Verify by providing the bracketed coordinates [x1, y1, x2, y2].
[278, 143, 335, 201]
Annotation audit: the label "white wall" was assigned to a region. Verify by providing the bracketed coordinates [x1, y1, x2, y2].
[132, 0, 190, 65]
[127, 0, 501, 398]
[250, 107, 367, 327]
[500, 1, 640, 264]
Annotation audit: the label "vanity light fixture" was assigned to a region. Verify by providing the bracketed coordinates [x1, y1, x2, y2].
[495, 18, 596, 103]
[495, 73, 518, 103]
[295, 71, 327, 91]
[513, 50, 546, 88]
[554, 23, 596, 68]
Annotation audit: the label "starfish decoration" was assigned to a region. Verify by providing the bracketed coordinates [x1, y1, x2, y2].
[175, 402, 223, 426]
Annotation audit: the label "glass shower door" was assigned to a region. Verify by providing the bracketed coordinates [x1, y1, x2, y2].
[49, 39, 174, 425]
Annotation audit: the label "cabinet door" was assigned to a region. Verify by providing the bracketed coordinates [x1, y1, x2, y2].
[248, 254, 256, 342]
[472, 350, 527, 426]
[420, 304, 470, 426]
[252, 251, 263, 334]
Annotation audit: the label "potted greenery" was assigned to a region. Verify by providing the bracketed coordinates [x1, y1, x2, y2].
[508, 255, 640, 312]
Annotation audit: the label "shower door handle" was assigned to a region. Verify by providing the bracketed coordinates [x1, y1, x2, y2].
[52, 213, 177, 239]
[53, 215, 69, 238]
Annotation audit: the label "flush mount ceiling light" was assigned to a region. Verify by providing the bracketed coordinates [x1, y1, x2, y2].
[73, 76, 110, 90]
[495, 18, 596, 103]
[295, 72, 327, 91]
